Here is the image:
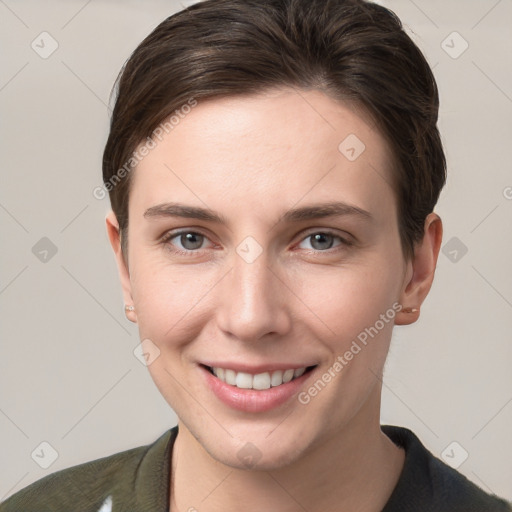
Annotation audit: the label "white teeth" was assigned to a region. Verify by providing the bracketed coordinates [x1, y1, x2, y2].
[294, 367, 306, 378]
[224, 369, 236, 386]
[211, 366, 309, 390]
[252, 372, 271, 390]
[282, 369, 294, 383]
[270, 370, 283, 387]
[235, 372, 253, 389]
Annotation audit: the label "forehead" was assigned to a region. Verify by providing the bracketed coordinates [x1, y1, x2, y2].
[129, 87, 396, 221]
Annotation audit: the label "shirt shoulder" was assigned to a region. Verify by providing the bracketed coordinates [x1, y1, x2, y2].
[381, 425, 512, 512]
[0, 426, 178, 512]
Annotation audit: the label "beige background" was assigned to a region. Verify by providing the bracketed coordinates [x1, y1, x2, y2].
[1, 0, 511, 503]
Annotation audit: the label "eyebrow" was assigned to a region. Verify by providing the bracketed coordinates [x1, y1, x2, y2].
[143, 201, 373, 224]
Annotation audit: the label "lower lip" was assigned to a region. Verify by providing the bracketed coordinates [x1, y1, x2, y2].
[200, 365, 315, 413]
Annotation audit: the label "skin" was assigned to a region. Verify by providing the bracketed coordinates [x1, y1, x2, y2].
[106, 87, 442, 512]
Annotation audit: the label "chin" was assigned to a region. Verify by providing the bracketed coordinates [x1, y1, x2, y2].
[195, 420, 316, 471]
[209, 438, 307, 472]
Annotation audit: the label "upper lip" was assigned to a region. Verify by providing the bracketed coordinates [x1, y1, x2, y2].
[200, 362, 318, 373]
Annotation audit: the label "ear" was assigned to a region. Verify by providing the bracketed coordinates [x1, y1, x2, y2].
[105, 210, 137, 323]
[395, 212, 443, 325]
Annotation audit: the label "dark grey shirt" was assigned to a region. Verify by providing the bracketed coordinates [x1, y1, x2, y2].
[1, 424, 510, 511]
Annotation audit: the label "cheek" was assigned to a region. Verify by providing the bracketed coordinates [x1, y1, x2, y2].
[129, 249, 220, 344]
[298, 255, 402, 341]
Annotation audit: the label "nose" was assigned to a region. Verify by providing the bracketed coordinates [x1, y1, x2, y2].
[215, 247, 292, 342]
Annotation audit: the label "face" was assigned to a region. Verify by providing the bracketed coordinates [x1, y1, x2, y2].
[110, 87, 417, 469]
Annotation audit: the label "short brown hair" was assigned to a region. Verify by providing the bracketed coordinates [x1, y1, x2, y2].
[102, 0, 446, 260]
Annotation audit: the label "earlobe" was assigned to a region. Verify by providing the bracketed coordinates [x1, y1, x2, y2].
[105, 211, 138, 324]
[395, 213, 443, 326]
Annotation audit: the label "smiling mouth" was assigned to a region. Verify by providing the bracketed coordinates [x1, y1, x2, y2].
[201, 364, 317, 390]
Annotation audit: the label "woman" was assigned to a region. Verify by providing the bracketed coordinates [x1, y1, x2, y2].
[2, 0, 510, 510]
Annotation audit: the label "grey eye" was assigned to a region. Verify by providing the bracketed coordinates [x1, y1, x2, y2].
[306, 233, 337, 251]
[178, 232, 205, 250]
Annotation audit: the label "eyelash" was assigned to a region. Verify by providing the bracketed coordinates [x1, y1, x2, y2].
[160, 229, 353, 257]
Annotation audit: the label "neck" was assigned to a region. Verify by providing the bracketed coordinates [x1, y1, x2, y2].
[170, 390, 404, 512]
